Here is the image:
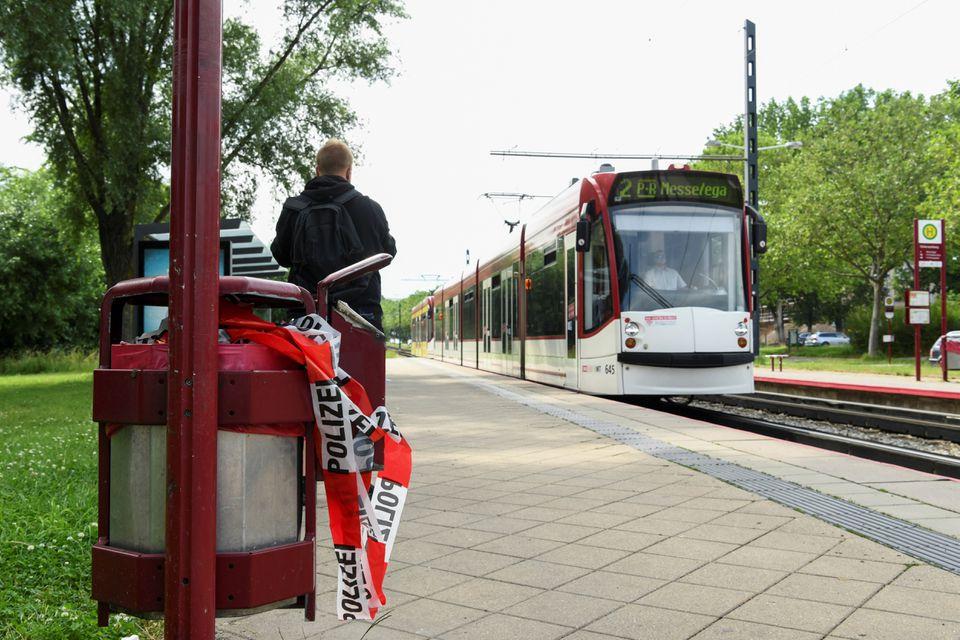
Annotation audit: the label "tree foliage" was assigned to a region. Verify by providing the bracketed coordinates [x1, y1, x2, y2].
[700, 87, 950, 353]
[0, 0, 406, 286]
[784, 87, 939, 355]
[0, 167, 104, 353]
[382, 289, 434, 343]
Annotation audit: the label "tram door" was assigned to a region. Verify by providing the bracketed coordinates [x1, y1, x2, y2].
[564, 234, 579, 389]
[452, 294, 460, 365]
[444, 298, 452, 359]
[502, 272, 512, 356]
[481, 281, 492, 356]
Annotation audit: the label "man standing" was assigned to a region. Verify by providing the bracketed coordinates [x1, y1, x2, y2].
[271, 139, 397, 330]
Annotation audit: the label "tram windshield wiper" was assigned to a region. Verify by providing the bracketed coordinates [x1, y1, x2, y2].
[630, 274, 673, 310]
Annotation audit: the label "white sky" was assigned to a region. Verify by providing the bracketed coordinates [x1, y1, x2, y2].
[2, 0, 957, 297]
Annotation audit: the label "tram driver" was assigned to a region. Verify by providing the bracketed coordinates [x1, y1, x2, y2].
[643, 250, 687, 290]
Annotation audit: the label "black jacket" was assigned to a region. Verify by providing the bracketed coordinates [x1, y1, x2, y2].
[271, 175, 397, 315]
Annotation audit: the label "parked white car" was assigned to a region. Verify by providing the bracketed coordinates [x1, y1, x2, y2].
[929, 331, 960, 363]
[804, 331, 851, 347]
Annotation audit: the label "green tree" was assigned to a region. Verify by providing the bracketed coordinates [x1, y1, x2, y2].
[0, 167, 104, 353]
[785, 87, 940, 355]
[382, 289, 435, 344]
[697, 97, 828, 341]
[920, 81, 960, 279]
[0, 0, 405, 287]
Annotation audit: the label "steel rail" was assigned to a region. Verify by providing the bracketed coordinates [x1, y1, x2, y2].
[654, 400, 960, 480]
[705, 392, 960, 442]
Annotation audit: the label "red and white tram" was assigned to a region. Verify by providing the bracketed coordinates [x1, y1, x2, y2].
[411, 166, 766, 396]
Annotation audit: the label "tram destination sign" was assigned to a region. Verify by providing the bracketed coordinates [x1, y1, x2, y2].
[610, 171, 743, 209]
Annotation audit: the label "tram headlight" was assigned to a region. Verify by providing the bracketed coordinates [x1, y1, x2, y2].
[624, 321, 641, 337]
[734, 322, 749, 337]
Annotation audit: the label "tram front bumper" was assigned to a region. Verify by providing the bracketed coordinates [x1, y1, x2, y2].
[620, 356, 755, 396]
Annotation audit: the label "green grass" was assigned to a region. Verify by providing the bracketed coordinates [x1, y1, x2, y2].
[758, 345, 946, 378]
[0, 372, 156, 639]
[0, 350, 98, 376]
[759, 344, 857, 358]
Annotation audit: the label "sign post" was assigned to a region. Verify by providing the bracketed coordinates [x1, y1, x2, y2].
[884, 296, 895, 365]
[907, 289, 931, 382]
[167, 0, 222, 637]
[915, 219, 948, 381]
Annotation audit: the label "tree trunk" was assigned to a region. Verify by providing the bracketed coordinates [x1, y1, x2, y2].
[97, 210, 135, 287]
[868, 279, 884, 357]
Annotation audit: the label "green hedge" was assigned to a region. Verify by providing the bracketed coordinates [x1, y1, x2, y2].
[845, 296, 960, 356]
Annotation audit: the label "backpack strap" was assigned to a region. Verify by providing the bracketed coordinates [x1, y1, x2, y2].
[285, 189, 358, 211]
[283, 195, 314, 212]
[332, 188, 360, 205]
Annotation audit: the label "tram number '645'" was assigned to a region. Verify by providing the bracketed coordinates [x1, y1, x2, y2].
[582, 364, 617, 375]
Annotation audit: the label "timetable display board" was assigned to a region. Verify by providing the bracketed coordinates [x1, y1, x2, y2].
[610, 171, 743, 209]
[140, 242, 228, 332]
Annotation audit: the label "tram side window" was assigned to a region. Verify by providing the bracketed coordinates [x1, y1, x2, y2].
[462, 288, 476, 340]
[526, 239, 565, 337]
[584, 222, 613, 332]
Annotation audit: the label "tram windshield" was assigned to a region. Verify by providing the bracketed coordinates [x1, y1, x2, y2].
[612, 203, 746, 313]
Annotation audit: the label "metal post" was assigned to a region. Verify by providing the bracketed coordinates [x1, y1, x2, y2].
[744, 20, 760, 355]
[914, 220, 921, 382]
[942, 221, 948, 381]
[167, 0, 222, 637]
[887, 317, 893, 365]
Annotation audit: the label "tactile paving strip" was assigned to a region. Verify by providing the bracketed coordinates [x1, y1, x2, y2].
[456, 373, 960, 574]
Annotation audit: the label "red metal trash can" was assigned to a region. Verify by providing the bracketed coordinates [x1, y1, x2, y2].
[91, 276, 320, 623]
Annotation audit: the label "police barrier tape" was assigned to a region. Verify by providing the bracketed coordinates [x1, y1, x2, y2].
[220, 304, 412, 620]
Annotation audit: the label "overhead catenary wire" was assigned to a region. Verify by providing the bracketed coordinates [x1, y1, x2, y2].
[490, 150, 743, 162]
[820, 0, 933, 67]
[480, 192, 552, 199]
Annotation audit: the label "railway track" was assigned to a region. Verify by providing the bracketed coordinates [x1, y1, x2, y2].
[706, 392, 960, 442]
[653, 395, 960, 480]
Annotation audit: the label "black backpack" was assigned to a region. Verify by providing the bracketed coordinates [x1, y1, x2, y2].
[284, 189, 364, 287]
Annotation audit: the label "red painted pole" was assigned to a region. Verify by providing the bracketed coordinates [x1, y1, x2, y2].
[914, 220, 921, 382]
[166, 0, 222, 637]
[942, 220, 948, 382]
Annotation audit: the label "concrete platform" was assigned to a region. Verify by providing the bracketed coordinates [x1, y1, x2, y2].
[755, 367, 960, 413]
[220, 358, 960, 639]
[756, 366, 960, 392]
[756, 367, 960, 393]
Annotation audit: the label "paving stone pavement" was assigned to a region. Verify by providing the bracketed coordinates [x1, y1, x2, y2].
[220, 358, 960, 639]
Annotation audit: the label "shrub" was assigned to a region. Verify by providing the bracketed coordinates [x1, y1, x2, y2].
[845, 295, 960, 356]
[0, 168, 103, 354]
